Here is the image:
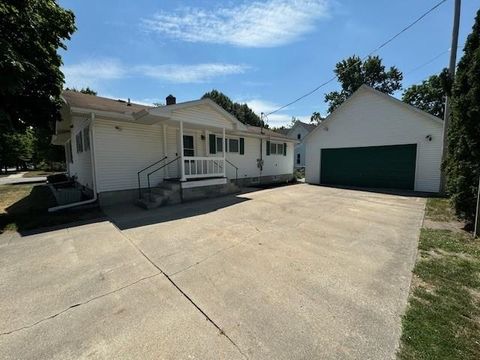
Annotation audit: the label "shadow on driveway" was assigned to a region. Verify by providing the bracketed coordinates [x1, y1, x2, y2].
[104, 193, 253, 231]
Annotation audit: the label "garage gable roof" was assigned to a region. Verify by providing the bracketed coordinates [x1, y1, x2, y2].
[305, 85, 443, 141]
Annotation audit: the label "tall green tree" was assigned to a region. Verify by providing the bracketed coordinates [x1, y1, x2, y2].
[0, 0, 76, 131]
[402, 70, 450, 118]
[324, 55, 403, 113]
[202, 90, 264, 127]
[446, 10, 480, 223]
[0, 128, 35, 171]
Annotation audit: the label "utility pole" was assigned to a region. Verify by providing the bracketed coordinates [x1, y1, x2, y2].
[439, 0, 461, 194]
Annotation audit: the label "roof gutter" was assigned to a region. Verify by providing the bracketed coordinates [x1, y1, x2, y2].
[49, 112, 98, 212]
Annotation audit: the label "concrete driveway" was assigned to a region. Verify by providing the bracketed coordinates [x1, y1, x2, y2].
[0, 184, 426, 359]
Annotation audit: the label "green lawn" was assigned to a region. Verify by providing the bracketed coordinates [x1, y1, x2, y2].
[22, 170, 62, 178]
[425, 197, 458, 222]
[0, 183, 103, 233]
[398, 199, 480, 360]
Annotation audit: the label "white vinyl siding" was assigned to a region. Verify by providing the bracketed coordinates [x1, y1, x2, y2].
[170, 104, 235, 130]
[94, 119, 165, 192]
[68, 117, 93, 189]
[288, 124, 310, 168]
[305, 88, 443, 193]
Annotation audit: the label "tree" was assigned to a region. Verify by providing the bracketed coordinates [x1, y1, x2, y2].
[445, 10, 480, 223]
[202, 90, 264, 127]
[65, 87, 97, 95]
[310, 112, 323, 124]
[402, 70, 450, 118]
[324, 55, 403, 113]
[0, 0, 76, 131]
[0, 128, 35, 172]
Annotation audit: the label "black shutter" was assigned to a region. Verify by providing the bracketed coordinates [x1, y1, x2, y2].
[209, 134, 216, 154]
[283, 143, 287, 156]
[239, 138, 245, 155]
[266, 140, 270, 156]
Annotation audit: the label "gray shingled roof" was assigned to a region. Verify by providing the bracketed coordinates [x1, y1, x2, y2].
[62, 90, 153, 115]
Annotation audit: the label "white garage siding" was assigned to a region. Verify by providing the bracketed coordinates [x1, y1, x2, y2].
[305, 87, 443, 193]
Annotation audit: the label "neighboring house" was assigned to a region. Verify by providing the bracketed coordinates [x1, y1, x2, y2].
[305, 85, 443, 193]
[286, 121, 317, 168]
[52, 91, 295, 207]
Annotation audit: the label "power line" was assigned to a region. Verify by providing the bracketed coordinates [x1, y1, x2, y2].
[266, 0, 448, 116]
[405, 48, 450, 75]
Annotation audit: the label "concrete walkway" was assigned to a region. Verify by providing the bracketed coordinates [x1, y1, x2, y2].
[0, 184, 426, 359]
[0, 172, 46, 185]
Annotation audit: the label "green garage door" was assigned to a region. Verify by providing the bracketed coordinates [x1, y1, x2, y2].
[320, 144, 417, 190]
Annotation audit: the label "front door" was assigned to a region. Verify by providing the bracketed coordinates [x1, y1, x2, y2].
[183, 135, 195, 156]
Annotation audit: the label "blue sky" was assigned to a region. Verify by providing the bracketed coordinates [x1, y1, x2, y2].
[59, 0, 479, 127]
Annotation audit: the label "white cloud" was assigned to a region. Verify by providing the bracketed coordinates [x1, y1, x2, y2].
[242, 98, 311, 127]
[135, 63, 249, 83]
[63, 60, 248, 87]
[143, 0, 330, 47]
[62, 59, 125, 89]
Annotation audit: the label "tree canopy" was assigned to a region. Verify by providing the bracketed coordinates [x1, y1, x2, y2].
[445, 10, 480, 223]
[202, 90, 264, 127]
[402, 70, 449, 118]
[324, 55, 403, 113]
[310, 112, 323, 124]
[0, 0, 76, 131]
[65, 87, 97, 96]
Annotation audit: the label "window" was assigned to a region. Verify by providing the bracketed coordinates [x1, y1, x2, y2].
[270, 142, 277, 155]
[297, 153, 301, 164]
[183, 135, 194, 156]
[83, 126, 90, 151]
[297, 133, 301, 140]
[228, 138, 239, 153]
[267, 141, 286, 156]
[76, 131, 83, 153]
[277, 143, 284, 155]
[216, 137, 223, 152]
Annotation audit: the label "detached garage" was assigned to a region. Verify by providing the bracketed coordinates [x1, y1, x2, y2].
[305, 85, 443, 193]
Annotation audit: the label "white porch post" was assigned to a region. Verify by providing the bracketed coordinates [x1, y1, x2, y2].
[222, 127, 226, 178]
[179, 121, 186, 181]
[162, 124, 168, 178]
[205, 129, 209, 156]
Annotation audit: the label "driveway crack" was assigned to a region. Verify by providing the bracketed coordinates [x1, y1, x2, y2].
[0, 272, 161, 336]
[112, 222, 249, 359]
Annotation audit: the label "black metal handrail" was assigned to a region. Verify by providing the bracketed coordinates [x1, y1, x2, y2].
[147, 156, 181, 194]
[225, 159, 238, 183]
[213, 159, 239, 183]
[137, 156, 168, 198]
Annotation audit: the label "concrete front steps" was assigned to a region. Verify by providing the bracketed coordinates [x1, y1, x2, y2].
[135, 181, 182, 210]
[135, 178, 240, 210]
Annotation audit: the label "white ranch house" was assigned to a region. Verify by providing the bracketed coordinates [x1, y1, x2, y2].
[52, 92, 296, 208]
[305, 85, 443, 193]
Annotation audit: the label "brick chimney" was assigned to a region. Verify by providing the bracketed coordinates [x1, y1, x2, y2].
[166, 94, 176, 105]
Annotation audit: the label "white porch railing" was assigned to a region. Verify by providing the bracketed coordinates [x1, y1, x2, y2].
[183, 156, 225, 179]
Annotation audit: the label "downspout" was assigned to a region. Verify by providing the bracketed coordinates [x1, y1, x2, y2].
[259, 113, 264, 178]
[49, 112, 98, 212]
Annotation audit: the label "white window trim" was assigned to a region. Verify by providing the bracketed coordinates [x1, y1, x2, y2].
[228, 138, 240, 154]
[270, 141, 285, 156]
[214, 134, 240, 154]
